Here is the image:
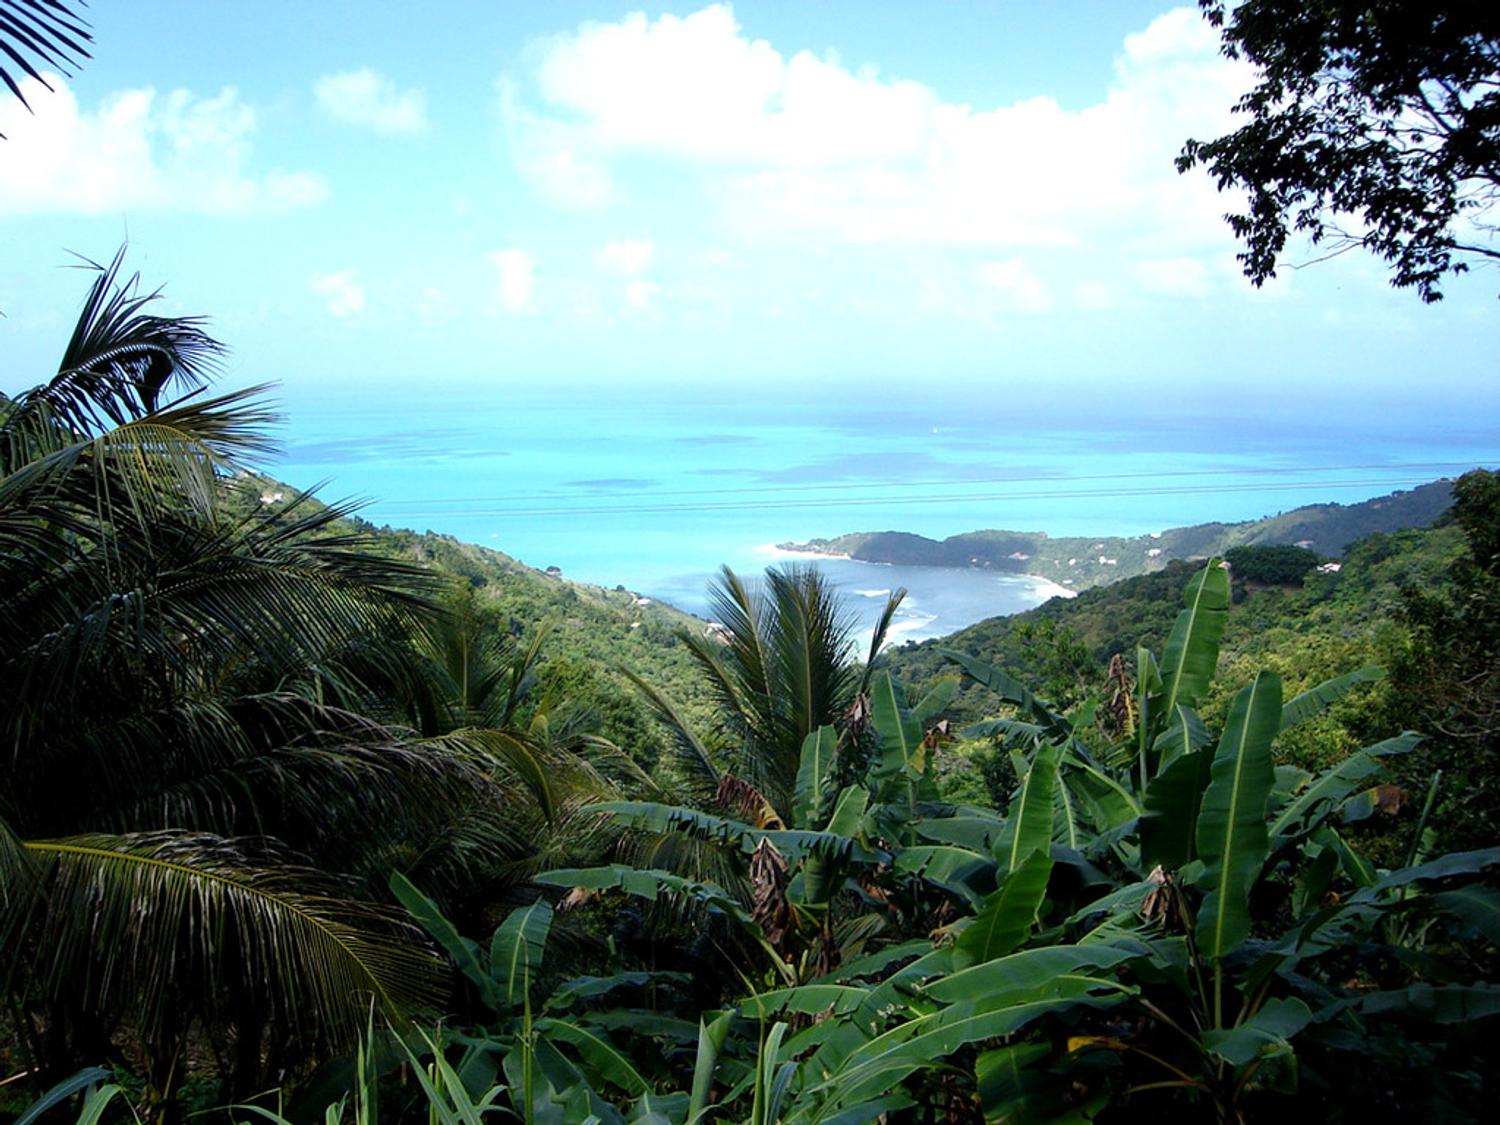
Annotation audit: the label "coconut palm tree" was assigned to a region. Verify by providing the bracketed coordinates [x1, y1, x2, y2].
[0, 252, 534, 1101]
[633, 563, 903, 820]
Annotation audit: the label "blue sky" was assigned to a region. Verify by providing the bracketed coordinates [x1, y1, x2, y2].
[1, 1, 1496, 418]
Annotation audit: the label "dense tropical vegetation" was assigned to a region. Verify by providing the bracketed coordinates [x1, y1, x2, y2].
[2, 259, 1497, 1124]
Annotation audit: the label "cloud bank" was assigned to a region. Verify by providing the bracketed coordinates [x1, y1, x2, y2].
[0, 75, 327, 215]
[502, 4, 1252, 260]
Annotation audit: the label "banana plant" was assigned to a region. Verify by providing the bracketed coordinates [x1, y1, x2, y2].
[930, 559, 1500, 1121]
[389, 873, 695, 1123]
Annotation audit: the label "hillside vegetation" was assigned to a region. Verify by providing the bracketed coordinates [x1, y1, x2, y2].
[787, 478, 1455, 590]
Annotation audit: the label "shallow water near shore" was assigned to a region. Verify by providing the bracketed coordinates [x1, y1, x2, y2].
[270, 386, 1498, 640]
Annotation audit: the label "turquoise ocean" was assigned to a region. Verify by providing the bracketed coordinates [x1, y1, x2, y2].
[270, 386, 1499, 643]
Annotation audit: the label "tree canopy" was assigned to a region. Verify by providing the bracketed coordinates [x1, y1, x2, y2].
[1179, 0, 1500, 301]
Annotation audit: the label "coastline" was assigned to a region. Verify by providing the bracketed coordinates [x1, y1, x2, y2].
[755, 542, 851, 561]
[757, 541, 1075, 602]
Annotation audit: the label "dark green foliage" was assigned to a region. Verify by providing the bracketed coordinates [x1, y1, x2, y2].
[1386, 469, 1500, 852]
[1179, 0, 1500, 301]
[0, 257, 606, 1104]
[888, 522, 1468, 761]
[1225, 543, 1320, 585]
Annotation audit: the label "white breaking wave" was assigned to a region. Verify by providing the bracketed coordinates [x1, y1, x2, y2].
[752, 543, 850, 560]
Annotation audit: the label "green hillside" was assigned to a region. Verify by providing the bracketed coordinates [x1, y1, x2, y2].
[786, 478, 1458, 591]
[884, 517, 1469, 808]
[231, 478, 721, 768]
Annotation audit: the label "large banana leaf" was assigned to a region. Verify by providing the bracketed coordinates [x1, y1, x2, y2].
[1429, 887, 1500, 945]
[802, 989, 1127, 1117]
[536, 864, 750, 923]
[1134, 646, 1162, 769]
[591, 800, 878, 865]
[491, 899, 554, 1011]
[1152, 703, 1211, 772]
[939, 650, 1073, 742]
[1350, 846, 1500, 901]
[740, 984, 871, 1019]
[1139, 748, 1213, 872]
[993, 743, 1061, 874]
[802, 786, 874, 906]
[893, 844, 993, 908]
[389, 871, 499, 1010]
[1269, 732, 1418, 842]
[975, 1043, 1055, 1125]
[689, 1010, 735, 1125]
[870, 671, 920, 780]
[1060, 750, 1141, 828]
[545, 970, 691, 1010]
[1158, 562, 1229, 718]
[1194, 671, 1281, 969]
[536, 1017, 651, 1097]
[1279, 665, 1385, 730]
[815, 938, 933, 985]
[537, 864, 794, 982]
[953, 849, 1054, 968]
[960, 717, 1046, 745]
[914, 812, 1003, 852]
[923, 943, 1136, 1004]
[793, 725, 838, 830]
[913, 678, 957, 724]
[1200, 996, 1313, 1067]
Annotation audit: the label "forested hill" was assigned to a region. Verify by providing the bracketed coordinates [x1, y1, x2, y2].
[882, 518, 1467, 736]
[239, 484, 724, 766]
[784, 478, 1457, 591]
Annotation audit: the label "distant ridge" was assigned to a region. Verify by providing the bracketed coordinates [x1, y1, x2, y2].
[782, 478, 1459, 592]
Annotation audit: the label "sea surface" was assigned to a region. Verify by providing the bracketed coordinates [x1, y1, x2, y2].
[268, 386, 1498, 643]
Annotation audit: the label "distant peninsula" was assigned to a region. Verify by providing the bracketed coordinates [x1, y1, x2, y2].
[779, 479, 1457, 592]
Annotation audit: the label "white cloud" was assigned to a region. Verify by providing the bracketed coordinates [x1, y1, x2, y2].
[976, 258, 1052, 314]
[309, 271, 366, 317]
[596, 239, 655, 276]
[315, 68, 428, 135]
[500, 79, 618, 211]
[0, 75, 328, 215]
[503, 5, 1253, 254]
[530, 5, 934, 167]
[490, 248, 537, 313]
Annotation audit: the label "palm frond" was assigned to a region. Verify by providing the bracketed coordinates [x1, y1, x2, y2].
[0, 813, 37, 910]
[619, 666, 722, 801]
[707, 566, 775, 721]
[678, 627, 762, 744]
[765, 564, 858, 766]
[6, 831, 444, 1050]
[860, 587, 907, 693]
[54, 247, 225, 418]
[0, 0, 92, 133]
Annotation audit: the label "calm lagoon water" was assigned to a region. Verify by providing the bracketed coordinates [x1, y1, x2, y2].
[269, 386, 1498, 642]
